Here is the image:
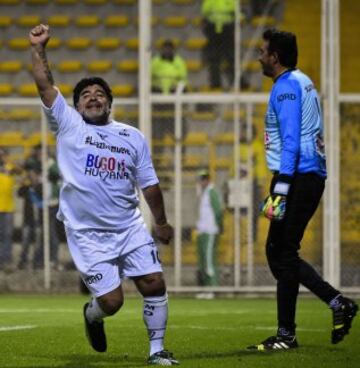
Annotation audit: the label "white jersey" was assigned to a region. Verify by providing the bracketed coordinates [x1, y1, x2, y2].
[43, 90, 159, 230]
[196, 184, 219, 235]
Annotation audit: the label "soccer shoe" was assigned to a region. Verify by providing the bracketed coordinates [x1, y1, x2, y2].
[247, 335, 298, 351]
[148, 350, 180, 366]
[331, 297, 358, 344]
[83, 303, 107, 352]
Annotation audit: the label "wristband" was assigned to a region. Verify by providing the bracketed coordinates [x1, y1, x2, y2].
[273, 174, 293, 196]
[273, 181, 290, 196]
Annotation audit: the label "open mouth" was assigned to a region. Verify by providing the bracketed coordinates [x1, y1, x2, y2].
[86, 102, 102, 109]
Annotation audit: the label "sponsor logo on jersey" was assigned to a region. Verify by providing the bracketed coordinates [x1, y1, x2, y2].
[277, 93, 296, 102]
[84, 154, 129, 180]
[96, 132, 108, 140]
[118, 129, 130, 137]
[85, 136, 130, 155]
[305, 84, 315, 93]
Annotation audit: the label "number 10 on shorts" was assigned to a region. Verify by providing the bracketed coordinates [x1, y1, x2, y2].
[151, 249, 161, 264]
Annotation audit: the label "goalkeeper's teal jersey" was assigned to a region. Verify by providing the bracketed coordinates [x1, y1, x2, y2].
[264, 69, 327, 178]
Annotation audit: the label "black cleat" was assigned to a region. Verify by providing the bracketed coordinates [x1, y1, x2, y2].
[247, 335, 298, 351]
[331, 297, 358, 344]
[83, 302, 107, 352]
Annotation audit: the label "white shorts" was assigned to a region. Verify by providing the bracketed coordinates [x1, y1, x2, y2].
[65, 223, 163, 297]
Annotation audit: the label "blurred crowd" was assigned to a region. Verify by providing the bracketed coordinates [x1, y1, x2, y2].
[0, 145, 62, 272]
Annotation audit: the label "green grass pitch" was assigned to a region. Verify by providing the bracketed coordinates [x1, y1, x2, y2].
[0, 294, 359, 367]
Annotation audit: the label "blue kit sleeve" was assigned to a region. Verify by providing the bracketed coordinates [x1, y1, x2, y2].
[272, 79, 302, 176]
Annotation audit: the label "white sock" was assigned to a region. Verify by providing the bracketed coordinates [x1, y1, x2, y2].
[143, 294, 168, 356]
[85, 297, 108, 323]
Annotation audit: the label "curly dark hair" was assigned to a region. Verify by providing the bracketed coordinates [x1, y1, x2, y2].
[73, 77, 113, 108]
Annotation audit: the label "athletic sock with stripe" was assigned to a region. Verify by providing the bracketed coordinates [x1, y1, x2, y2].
[143, 294, 168, 356]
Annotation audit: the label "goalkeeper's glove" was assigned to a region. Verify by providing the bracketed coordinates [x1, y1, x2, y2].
[261, 174, 292, 221]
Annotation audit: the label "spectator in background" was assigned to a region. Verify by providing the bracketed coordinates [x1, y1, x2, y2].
[25, 144, 42, 173]
[26, 166, 43, 269]
[195, 170, 223, 299]
[201, 0, 236, 90]
[151, 39, 187, 94]
[32, 156, 61, 270]
[151, 39, 188, 169]
[17, 145, 42, 269]
[17, 168, 37, 270]
[0, 148, 17, 271]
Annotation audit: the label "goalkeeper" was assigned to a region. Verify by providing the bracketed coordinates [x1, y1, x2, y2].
[248, 29, 358, 351]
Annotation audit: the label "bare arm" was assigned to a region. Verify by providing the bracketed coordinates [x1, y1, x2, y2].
[142, 183, 173, 244]
[29, 24, 57, 107]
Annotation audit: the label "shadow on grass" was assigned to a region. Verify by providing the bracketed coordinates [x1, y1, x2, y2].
[4, 348, 304, 368]
[180, 348, 300, 362]
[4, 353, 149, 368]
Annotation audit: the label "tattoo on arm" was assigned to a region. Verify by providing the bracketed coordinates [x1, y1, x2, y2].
[38, 47, 54, 86]
[31, 43, 57, 106]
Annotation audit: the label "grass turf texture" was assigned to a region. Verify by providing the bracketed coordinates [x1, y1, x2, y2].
[0, 295, 359, 367]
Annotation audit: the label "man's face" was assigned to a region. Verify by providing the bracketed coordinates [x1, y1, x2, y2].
[258, 40, 276, 78]
[28, 169, 40, 184]
[199, 176, 209, 190]
[161, 45, 175, 60]
[76, 84, 111, 124]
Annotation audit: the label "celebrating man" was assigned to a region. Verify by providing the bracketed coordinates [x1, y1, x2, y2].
[29, 24, 179, 366]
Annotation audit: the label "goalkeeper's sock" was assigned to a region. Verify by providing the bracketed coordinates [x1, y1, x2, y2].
[277, 327, 295, 339]
[329, 294, 344, 310]
[86, 297, 108, 323]
[143, 294, 168, 356]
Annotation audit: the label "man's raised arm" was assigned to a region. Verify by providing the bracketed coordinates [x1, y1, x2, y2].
[29, 24, 57, 107]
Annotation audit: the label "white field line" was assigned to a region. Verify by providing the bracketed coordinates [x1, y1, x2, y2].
[170, 325, 326, 332]
[0, 325, 37, 332]
[0, 308, 79, 313]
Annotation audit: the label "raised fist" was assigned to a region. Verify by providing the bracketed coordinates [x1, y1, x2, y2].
[29, 24, 50, 47]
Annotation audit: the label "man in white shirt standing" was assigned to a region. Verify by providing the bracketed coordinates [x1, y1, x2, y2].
[29, 24, 179, 366]
[196, 170, 223, 299]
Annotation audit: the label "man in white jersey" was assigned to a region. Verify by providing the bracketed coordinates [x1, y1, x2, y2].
[29, 24, 179, 366]
[195, 170, 223, 299]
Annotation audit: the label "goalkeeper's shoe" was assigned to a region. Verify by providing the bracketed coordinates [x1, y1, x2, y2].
[247, 335, 298, 351]
[83, 303, 107, 352]
[331, 297, 358, 344]
[148, 350, 179, 366]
